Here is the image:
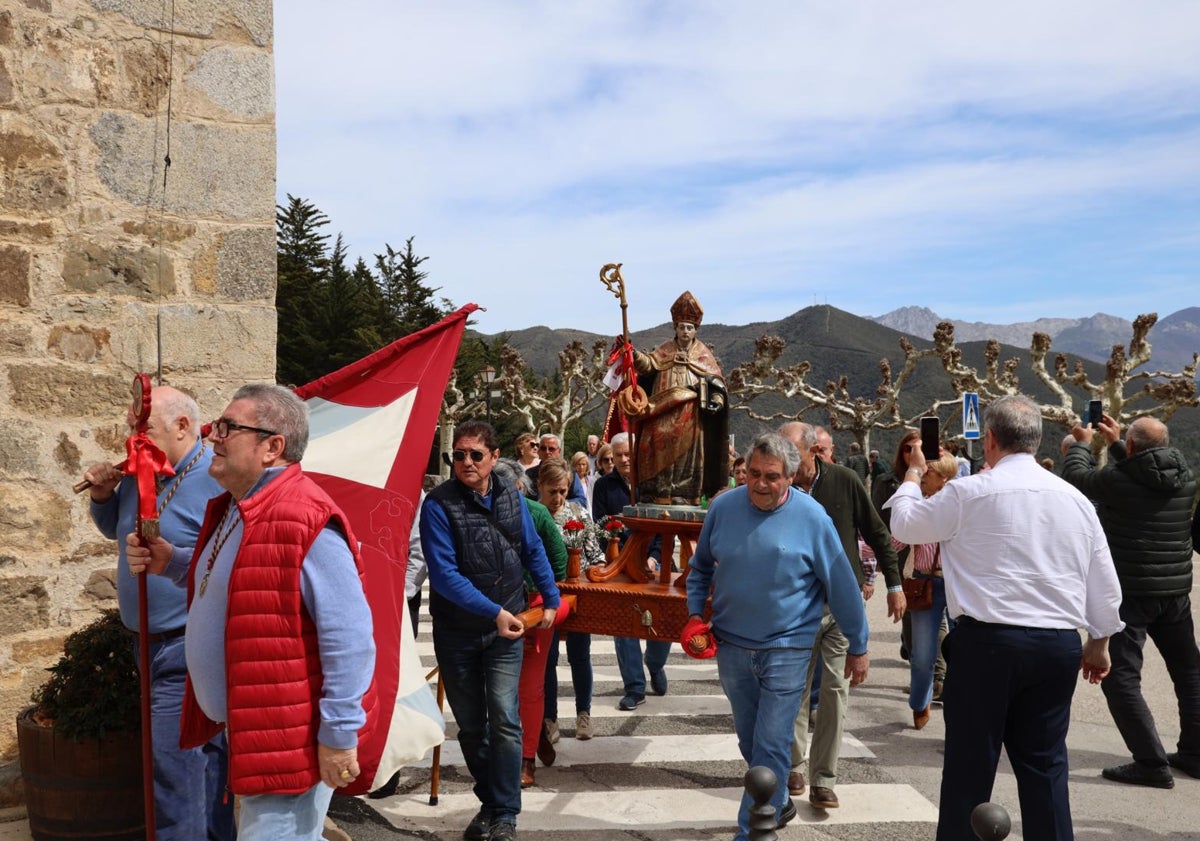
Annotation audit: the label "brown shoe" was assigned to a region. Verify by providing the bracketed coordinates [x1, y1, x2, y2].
[537, 724, 557, 766]
[520, 757, 535, 788]
[913, 705, 931, 730]
[809, 786, 839, 809]
[787, 769, 806, 796]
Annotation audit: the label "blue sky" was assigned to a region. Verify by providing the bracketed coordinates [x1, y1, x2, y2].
[275, 1, 1199, 335]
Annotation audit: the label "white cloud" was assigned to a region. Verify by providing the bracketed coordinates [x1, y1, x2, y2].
[274, 1, 1200, 333]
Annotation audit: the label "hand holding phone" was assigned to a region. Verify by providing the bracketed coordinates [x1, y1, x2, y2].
[920, 416, 940, 461]
[1087, 400, 1103, 429]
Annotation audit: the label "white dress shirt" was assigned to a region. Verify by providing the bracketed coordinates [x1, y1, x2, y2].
[886, 453, 1123, 639]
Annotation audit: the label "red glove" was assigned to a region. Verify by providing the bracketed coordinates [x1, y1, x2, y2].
[680, 616, 717, 659]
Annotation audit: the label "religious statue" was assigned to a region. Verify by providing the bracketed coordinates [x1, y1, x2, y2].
[631, 291, 728, 505]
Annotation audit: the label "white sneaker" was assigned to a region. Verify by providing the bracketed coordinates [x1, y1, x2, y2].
[575, 711, 592, 740]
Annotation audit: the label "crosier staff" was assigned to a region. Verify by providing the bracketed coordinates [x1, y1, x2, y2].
[599, 263, 648, 500]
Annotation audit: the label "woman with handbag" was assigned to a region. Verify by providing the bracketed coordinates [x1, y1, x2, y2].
[887, 453, 960, 729]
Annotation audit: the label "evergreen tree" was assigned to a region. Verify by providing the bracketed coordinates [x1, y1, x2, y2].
[275, 195, 331, 385]
[374, 237, 452, 341]
[315, 240, 387, 374]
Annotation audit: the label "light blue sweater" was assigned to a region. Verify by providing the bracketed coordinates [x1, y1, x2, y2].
[686, 486, 869, 653]
[90, 438, 222, 634]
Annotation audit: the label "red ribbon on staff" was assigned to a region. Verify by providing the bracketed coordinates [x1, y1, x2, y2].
[125, 431, 174, 537]
[606, 338, 638, 392]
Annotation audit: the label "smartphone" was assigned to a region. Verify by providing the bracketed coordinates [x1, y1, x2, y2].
[919, 416, 940, 461]
[1087, 400, 1103, 429]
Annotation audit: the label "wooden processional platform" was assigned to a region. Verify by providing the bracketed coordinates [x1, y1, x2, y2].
[557, 504, 710, 642]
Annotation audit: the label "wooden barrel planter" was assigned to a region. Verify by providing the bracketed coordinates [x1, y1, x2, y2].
[17, 707, 145, 841]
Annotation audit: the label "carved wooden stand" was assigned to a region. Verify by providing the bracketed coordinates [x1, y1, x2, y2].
[558, 510, 709, 641]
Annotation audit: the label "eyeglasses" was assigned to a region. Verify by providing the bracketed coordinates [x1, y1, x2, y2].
[453, 449, 488, 463]
[538, 443, 558, 452]
[600, 457, 614, 463]
[211, 418, 278, 440]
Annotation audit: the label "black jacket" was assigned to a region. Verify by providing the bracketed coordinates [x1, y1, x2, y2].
[1063, 441, 1198, 598]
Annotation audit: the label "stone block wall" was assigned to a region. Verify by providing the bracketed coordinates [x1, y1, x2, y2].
[0, 0, 276, 767]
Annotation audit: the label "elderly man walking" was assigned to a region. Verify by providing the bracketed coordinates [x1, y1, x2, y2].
[779, 421, 904, 810]
[83, 385, 233, 841]
[687, 432, 868, 841]
[889, 395, 1123, 841]
[128, 383, 377, 839]
[1063, 413, 1200, 788]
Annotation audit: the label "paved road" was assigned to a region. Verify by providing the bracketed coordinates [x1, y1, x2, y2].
[5, 569, 1198, 841]
[327, 566, 1200, 840]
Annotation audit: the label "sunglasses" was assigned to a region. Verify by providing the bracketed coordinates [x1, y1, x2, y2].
[453, 449, 488, 463]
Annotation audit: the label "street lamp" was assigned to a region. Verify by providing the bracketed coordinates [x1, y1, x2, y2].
[480, 365, 496, 425]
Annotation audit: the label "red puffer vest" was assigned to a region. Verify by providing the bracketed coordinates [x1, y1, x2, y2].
[179, 463, 377, 795]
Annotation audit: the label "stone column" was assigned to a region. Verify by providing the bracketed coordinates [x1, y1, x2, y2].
[0, 0, 276, 768]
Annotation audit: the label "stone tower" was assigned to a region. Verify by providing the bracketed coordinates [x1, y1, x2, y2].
[0, 0, 276, 767]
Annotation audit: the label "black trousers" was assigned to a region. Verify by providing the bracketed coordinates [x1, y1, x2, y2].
[938, 619, 1081, 841]
[1102, 593, 1200, 767]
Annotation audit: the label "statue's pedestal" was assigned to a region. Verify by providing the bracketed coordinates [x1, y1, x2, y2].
[558, 504, 711, 641]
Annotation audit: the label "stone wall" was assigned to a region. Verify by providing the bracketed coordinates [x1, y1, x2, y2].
[0, 0, 276, 767]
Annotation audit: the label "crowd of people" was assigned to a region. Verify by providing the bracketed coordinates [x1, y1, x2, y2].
[85, 376, 1199, 841]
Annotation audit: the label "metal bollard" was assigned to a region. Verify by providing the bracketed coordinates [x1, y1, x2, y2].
[745, 766, 778, 841]
[970, 802, 1012, 840]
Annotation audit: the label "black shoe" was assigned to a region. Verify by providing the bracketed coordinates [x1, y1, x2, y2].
[1102, 761, 1174, 789]
[649, 669, 668, 696]
[777, 798, 797, 828]
[618, 693, 645, 711]
[1168, 752, 1200, 779]
[487, 820, 517, 841]
[463, 809, 492, 841]
[367, 770, 400, 799]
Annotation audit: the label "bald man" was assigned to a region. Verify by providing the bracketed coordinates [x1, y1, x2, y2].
[83, 386, 233, 840]
[1064, 414, 1200, 789]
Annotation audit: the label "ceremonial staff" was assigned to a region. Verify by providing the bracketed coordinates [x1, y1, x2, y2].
[599, 263, 647, 501]
[73, 374, 167, 838]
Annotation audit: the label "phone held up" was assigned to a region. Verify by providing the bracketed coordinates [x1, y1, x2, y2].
[919, 416, 940, 462]
[1087, 400, 1103, 429]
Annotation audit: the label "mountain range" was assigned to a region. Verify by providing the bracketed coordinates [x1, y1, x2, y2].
[869, 306, 1200, 374]
[478, 305, 1199, 466]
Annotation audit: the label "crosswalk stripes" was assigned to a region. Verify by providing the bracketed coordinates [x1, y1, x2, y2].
[359, 586, 940, 835]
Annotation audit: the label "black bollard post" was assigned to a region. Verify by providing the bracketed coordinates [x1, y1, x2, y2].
[970, 802, 1012, 840]
[745, 766, 778, 841]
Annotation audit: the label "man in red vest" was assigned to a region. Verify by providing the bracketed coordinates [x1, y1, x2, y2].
[128, 383, 377, 839]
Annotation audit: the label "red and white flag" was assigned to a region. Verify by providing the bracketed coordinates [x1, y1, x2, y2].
[294, 303, 478, 793]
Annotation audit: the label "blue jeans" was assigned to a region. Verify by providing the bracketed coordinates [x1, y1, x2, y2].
[434, 625, 524, 823]
[544, 630, 594, 719]
[717, 642, 810, 841]
[613, 636, 671, 698]
[908, 575, 953, 711]
[237, 782, 333, 840]
[137, 635, 235, 841]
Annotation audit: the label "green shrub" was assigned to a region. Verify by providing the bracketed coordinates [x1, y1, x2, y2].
[31, 609, 140, 740]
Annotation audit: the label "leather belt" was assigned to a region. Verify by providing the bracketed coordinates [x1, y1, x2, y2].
[128, 625, 186, 643]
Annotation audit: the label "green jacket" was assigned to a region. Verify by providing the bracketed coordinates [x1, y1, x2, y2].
[524, 497, 568, 587]
[810, 460, 903, 589]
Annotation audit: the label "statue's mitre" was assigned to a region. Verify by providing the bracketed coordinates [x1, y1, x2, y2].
[670, 291, 703, 326]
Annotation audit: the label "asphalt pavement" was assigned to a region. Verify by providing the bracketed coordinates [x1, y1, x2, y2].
[4, 560, 1199, 840]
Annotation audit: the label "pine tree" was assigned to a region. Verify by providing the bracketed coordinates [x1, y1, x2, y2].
[275, 195, 331, 385]
[374, 237, 452, 341]
[315, 240, 386, 374]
